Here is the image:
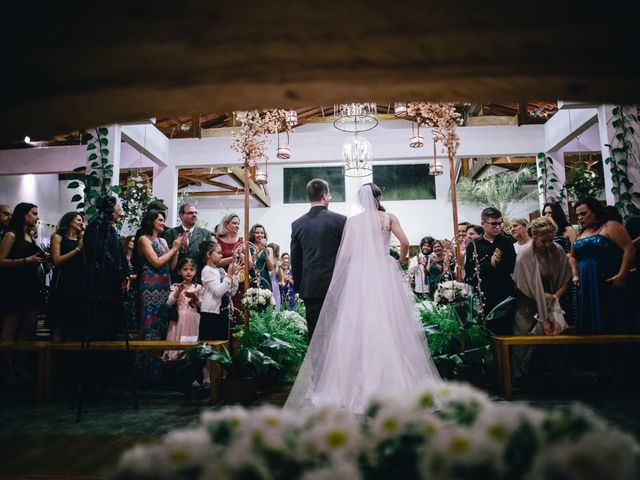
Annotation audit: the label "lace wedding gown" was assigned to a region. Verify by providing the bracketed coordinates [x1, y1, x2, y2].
[284, 185, 441, 414]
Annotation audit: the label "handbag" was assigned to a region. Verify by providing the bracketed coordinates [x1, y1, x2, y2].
[158, 303, 179, 322]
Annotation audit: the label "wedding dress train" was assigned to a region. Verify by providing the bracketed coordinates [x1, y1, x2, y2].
[284, 185, 441, 414]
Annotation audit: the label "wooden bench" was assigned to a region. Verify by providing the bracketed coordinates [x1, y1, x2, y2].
[0, 340, 227, 403]
[490, 334, 640, 400]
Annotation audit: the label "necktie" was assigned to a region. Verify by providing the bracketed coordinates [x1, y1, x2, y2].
[183, 230, 191, 251]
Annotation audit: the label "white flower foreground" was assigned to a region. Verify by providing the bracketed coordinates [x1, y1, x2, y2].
[111, 381, 639, 480]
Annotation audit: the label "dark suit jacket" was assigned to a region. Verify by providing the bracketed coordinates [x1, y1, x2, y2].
[165, 225, 212, 278]
[291, 206, 346, 300]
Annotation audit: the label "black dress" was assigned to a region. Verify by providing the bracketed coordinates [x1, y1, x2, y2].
[48, 237, 87, 339]
[4, 237, 43, 312]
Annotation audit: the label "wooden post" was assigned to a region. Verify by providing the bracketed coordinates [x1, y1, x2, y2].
[448, 153, 463, 282]
[243, 159, 251, 333]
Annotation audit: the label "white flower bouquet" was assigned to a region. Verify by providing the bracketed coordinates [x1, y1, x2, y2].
[242, 287, 275, 308]
[434, 280, 470, 306]
[111, 381, 639, 480]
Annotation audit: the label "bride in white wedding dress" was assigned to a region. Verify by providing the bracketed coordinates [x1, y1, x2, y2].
[284, 183, 441, 414]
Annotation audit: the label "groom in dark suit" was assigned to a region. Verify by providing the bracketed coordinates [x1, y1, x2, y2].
[165, 203, 212, 282]
[291, 179, 347, 339]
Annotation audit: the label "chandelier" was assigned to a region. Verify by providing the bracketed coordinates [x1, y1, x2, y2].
[429, 140, 444, 176]
[333, 102, 378, 133]
[341, 133, 372, 177]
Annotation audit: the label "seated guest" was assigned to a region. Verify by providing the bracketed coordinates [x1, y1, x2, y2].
[464, 207, 516, 333]
[511, 217, 572, 381]
[570, 198, 635, 333]
[510, 218, 532, 254]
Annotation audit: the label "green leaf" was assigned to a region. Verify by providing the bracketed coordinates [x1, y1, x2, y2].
[99, 138, 109, 146]
[111, 185, 122, 194]
[549, 178, 558, 182]
[621, 192, 632, 201]
[485, 296, 517, 324]
[548, 186, 554, 190]
[101, 148, 109, 156]
[98, 127, 108, 136]
[91, 162, 100, 169]
[88, 153, 98, 161]
[87, 189, 99, 198]
[71, 194, 83, 202]
[536, 152, 545, 159]
[82, 133, 94, 142]
[76, 202, 85, 209]
[87, 205, 97, 216]
[72, 166, 86, 173]
[86, 143, 97, 151]
[67, 181, 81, 189]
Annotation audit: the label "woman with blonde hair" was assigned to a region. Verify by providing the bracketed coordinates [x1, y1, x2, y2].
[510, 218, 531, 255]
[511, 216, 572, 379]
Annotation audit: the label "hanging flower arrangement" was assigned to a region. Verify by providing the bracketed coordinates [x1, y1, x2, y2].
[405, 102, 463, 157]
[120, 170, 158, 230]
[230, 109, 292, 165]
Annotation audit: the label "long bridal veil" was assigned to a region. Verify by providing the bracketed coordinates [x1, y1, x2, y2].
[284, 185, 440, 414]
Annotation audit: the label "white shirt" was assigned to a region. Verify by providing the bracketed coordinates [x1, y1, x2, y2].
[408, 254, 429, 294]
[201, 265, 239, 314]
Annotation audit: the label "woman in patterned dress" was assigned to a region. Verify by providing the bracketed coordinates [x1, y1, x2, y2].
[137, 210, 184, 383]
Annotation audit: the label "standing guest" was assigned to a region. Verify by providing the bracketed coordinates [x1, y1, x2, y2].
[0, 203, 44, 385]
[570, 198, 635, 333]
[214, 213, 245, 319]
[82, 198, 130, 341]
[408, 237, 431, 298]
[163, 258, 203, 361]
[121, 235, 139, 332]
[137, 209, 184, 382]
[48, 211, 86, 341]
[280, 252, 296, 309]
[0, 204, 11, 242]
[165, 203, 212, 282]
[291, 179, 347, 338]
[268, 243, 284, 310]
[132, 200, 168, 276]
[625, 216, 640, 331]
[512, 217, 572, 379]
[464, 207, 516, 333]
[543, 202, 577, 252]
[510, 218, 532, 254]
[248, 224, 275, 290]
[426, 240, 448, 295]
[604, 205, 624, 224]
[466, 224, 484, 242]
[199, 240, 242, 340]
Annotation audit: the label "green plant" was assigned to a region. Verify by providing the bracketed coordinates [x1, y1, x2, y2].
[563, 162, 603, 202]
[536, 152, 565, 203]
[66, 127, 121, 221]
[605, 105, 640, 221]
[455, 166, 537, 220]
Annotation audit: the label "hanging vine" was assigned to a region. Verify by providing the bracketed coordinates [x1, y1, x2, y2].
[66, 127, 121, 220]
[536, 152, 565, 204]
[604, 105, 640, 221]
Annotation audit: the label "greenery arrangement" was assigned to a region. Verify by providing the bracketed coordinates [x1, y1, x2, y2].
[66, 127, 121, 221]
[111, 380, 639, 480]
[536, 153, 564, 204]
[563, 162, 603, 203]
[455, 167, 537, 220]
[605, 105, 640, 221]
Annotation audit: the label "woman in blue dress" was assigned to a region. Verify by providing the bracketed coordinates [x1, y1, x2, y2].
[247, 224, 274, 290]
[569, 198, 635, 333]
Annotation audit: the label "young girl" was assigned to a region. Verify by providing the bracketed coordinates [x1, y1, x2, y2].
[199, 239, 242, 340]
[163, 258, 204, 361]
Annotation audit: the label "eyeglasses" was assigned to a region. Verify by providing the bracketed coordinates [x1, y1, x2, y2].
[484, 221, 504, 227]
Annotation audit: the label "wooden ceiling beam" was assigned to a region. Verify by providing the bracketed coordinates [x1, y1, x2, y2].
[227, 166, 271, 207]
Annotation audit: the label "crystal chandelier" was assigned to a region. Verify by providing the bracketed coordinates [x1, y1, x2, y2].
[333, 102, 378, 133]
[341, 134, 372, 177]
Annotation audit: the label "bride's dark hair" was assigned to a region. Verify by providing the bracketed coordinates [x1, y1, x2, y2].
[362, 182, 385, 212]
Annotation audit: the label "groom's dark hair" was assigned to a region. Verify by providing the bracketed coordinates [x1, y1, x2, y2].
[306, 178, 329, 202]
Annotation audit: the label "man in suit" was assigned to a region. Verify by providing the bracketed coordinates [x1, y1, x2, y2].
[164, 203, 212, 282]
[291, 179, 347, 339]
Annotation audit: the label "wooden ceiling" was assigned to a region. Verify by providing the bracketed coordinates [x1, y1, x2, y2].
[2, 2, 638, 143]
